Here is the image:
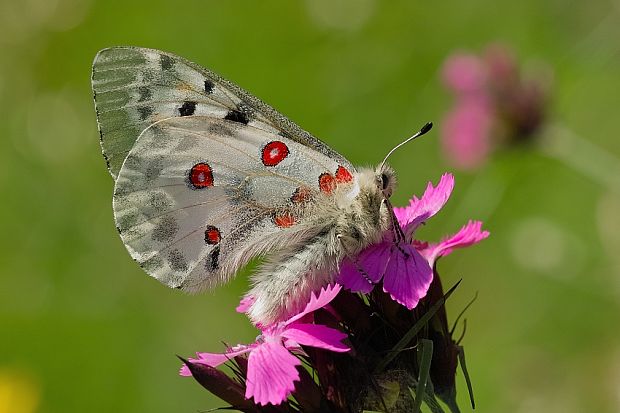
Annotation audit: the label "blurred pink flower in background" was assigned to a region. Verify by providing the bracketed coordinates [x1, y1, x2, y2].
[440, 44, 551, 170]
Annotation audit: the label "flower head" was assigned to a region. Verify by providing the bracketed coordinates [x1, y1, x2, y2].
[338, 173, 489, 311]
[180, 284, 349, 406]
[440, 44, 552, 170]
[338, 173, 455, 309]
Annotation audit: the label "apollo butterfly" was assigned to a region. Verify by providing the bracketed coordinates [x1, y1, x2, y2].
[92, 47, 431, 324]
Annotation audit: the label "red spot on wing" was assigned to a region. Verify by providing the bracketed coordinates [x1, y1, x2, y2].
[319, 173, 336, 193]
[261, 141, 289, 166]
[291, 186, 312, 204]
[335, 165, 353, 183]
[273, 212, 295, 228]
[204, 225, 221, 244]
[189, 163, 214, 188]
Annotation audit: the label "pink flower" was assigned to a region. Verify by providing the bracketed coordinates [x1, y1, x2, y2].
[441, 98, 493, 170]
[337, 173, 455, 309]
[441, 52, 486, 95]
[439, 44, 551, 170]
[180, 284, 349, 406]
[339, 174, 489, 309]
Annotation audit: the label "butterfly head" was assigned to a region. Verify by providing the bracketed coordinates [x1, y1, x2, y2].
[377, 164, 397, 200]
[375, 121, 433, 200]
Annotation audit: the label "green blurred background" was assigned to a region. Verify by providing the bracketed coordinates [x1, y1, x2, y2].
[1, 0, 619, 412]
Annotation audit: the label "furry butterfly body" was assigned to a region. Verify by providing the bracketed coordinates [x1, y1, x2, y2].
[92, 47, 399, 324]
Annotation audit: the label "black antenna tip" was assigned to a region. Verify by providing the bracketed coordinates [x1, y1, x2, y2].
[420, 121, 433, 135]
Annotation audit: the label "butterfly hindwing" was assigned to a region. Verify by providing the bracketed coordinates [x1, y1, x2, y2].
[113, 115, 354, 292]
[92, 46, 353, 179]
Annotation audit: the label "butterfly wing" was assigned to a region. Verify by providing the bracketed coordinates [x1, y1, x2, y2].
[92, 46, 353, 179]
[93, 47, 357, 292]
[114, 116, 353, 292]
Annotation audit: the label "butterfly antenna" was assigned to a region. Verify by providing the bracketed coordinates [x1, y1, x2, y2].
[380, 122, 433, 170]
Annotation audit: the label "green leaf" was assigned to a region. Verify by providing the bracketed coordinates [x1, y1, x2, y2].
[412, 339, 433, 413]
[457, 346, 476, 409]
[423, 379, 448, 413]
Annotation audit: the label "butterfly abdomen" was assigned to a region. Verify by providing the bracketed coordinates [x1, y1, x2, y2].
[248, 226, 340, 324]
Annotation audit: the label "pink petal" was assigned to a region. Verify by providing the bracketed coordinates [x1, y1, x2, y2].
[394, 173, 455, 237]
[441, 52, 486, 95]
[179, 346, 253, 376]
[418, 220, 490, 267]
[179, 364, 192, 376]
[281, 323, 350, 353]
[382, 243, 433, 309]
[337, 242, 391, 293]
[337, 258, 374, 293]
[286, 284, 341, 324]
[246, 340, 301, 405]
[440, 99, 492, 170]
[236, 295, 255, 313]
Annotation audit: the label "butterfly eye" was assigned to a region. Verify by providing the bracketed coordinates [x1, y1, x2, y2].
[381, 173, 389, 190]
[380, 172, 395, 198]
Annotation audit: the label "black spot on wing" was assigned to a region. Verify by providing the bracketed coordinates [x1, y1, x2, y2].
[206, 246, 220, 271]
[224, 109, 249, 125]
[204, 79, 215, 94]
[137, 106, 153, 120]
[179, 101, 197, 116]
[137, 86, 152, 102]
[160, 54, 175, 70]
[226, 102, 254, 125]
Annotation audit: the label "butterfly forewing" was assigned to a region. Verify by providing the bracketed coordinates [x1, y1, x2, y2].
[92, 47, 353, 179]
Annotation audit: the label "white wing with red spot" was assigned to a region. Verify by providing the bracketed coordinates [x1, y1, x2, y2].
[94, 46, 359, 293]
[92, 47, 354, 179]
[113, 115, 356, 292]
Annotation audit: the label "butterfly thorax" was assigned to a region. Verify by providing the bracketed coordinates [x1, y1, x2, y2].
[332, 167, 392, 254]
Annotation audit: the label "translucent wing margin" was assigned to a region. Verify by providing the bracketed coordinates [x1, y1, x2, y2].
[92, 46, 353, 179]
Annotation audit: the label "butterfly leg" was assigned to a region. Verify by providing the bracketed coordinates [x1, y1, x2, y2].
[337, 234, 376, 287]
[384, 198, 406, 243]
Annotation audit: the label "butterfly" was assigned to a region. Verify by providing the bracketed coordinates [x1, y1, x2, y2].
[92, 47, 431, 325]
